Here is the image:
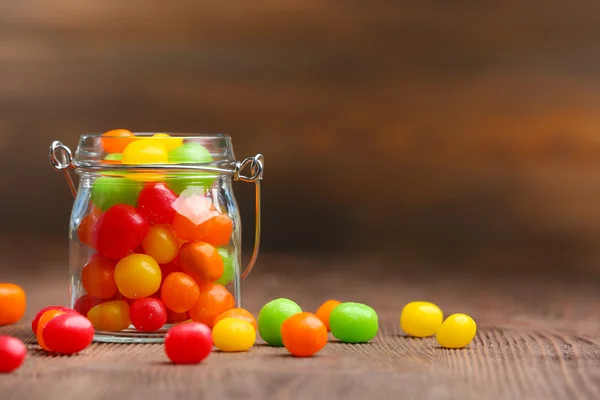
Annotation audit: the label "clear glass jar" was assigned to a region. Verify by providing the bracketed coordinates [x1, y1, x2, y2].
[49, 133, 263, 343]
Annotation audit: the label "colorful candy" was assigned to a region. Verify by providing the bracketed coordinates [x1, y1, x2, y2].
[0, 283, 26, 325]
[164, 323, 212, 364]
[315, 299, 341, 332]
[179, 241, 224, 283]
[214, 308, 256, 330]
[212, 317, 256, 352]
[91, 177, 141, 212]
[114, 254, 162, 299]
[87, 300, 131, 332]
[151, 133, 183, 151]
[42, 313, 94, 354]
[122, 139, 169, 165]
[32, 305, 73, 333]
[161, 272, 200, 313]
[202, 214, 233, 247]
[215, 248, 235, 286]
[0, 336, 26, 373]
[330, 302, 378, 343]
[73, 295, 103, 317]
[142, 226, 179, 264]
[129, 298, 167, 332]
[436, 313, 477, 349]
[257, 298, 302, 347]
[77, 207, 101, 249]
[81, 256, 118, 299]
[188, 282, 234, 327]
[400, 301, 443, 338]
[281, 312, 328, 357]
[94, 204, 149, 260]
[136, 183, 178, 225]
[36, 309, 66, 350]
[101, 129, 134, 153]
[167, 143, 216, 195]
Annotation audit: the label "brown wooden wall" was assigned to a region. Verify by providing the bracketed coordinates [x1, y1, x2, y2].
[3, 1, 600, 273]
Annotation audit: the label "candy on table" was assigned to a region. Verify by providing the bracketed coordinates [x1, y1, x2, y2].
[188, 282, 234, 327]
[150, 133, 184, 151]
[0, 336, 26, 373]
[122, 138, 169, 165]
[77, 207, 102, 249]
[81, 256, 118, 299]
[315, 299, 342, 332]
[281, 312, 328, 357]
[436, 313, 477, 349]
[0, 283, 26, 325]
[136, 183, 178, 225]
[212, 317, 256, 352]
[129, 298, 168, 332]
[87, 300, 131, 332]
[179, 241, 224, 283]
[94, 204, 149, 260]
[142, 226, 179, 264]
[36, 309, 67, 350]
[32, 306, 74, 333]
[164, 323, 212, 364]
[257, 298, 302, 347]
[166, 143, 216, 195]
[101, 129, 135, 154]
[214, 308, 257, 330]
[400, 301, 443, 338]
[330, 302, 378, 343]
[42, 313, 94, 354]
[114, 254, 162, 299]
[161, 272, 200, 313]
[90, 177, 142, 212]
[215, 248, 235, 286]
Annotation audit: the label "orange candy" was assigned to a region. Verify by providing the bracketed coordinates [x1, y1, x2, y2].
[101, 129, 135, 153]
[172, 213, 206, 242]
[214, 308, 257, 331]
[188, 282, 234, 327]
[203, 215, 233, 247]
[179, 241, 224, 283]
[77, 207, 102, 249]
[142, 226, 179, 264]
[0, 283, 26, 325]
[161, 272, 200, 313]
[281, 312, 328, 357]
[81, 256, 118, 299]
[37, 309, 66, 350]
[315, 299, 341, 331]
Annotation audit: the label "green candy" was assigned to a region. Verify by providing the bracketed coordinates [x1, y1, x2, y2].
[167, 143, 217, 195]
[258, 298, 302, 347]
[330, 302, 378, 343]
[104, 153, 122, 161]
[215, 248, 235, 286]
[90, 177, 142, 211]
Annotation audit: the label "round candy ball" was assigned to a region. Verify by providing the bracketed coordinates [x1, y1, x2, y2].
[165, 323, 213, 364]
[122, 139, 168, 165]
[400, 301, 443, 338]
[215, 248, 235, 286]
[0, 336, 26, 373]
[101, 129, 134, 153]
[0, 283, 27, 325]
[436, 313, 477, 349]
[136, 183, 178, 225]
[42, 313, 94, 354]
[281, 312, 328, 357]
[330, 302, 378, 343]
[257, 298, 302, 347]
[129, 298, 168, 332]
[87, 300, 131, 332]
[93, 204, 149, 260]
[167, 143, 216, 195]
[31, 305, 74, 333]
[212, 317, 256, 352]
[91, 177, 141, 212]
[214, 308, 256, 330]
[114, 254, 162, 299]
[315, 299, 341, 332]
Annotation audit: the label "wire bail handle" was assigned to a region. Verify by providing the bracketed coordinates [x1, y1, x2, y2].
[48, 140, 264, 279]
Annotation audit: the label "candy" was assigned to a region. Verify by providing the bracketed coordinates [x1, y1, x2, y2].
[167, 309, 189, 324]
[0, 336, 26, 373]
[167, 143, 216, 195]
[161, 272, 200, 313]
[212, 317, 256, 352]
[36, 309, 66, 350]
[330, 302, 378, 343]
[160, 259, 181, 282]
[94, 204, 149, 260]
[77, 207, 102, 248]
[436, 313, 477, 349]
[151, 133, 184, 151]
[257, 298, 302, 347]
[136, 183, 178, 225]
[32, 305, 73, 333]
[122, 139, 168, 165]
[104, 153, 122, 162]
[91, 177, 141, 212]
[142, 226, 179, 264]
[81, 256, 118, 299]
[315, 299, 341, 332]
[281, 312, 328, 357]
[215, 248, 235, 286]
[164, 323, 212, 364]
[42, 313, 94, 354]
[114, 254, 162, 299]
[0, 283, 26, 325]
[73, 295, 103, 316]
[202, 214, 233, 247]
[87, 300, 131, 332]
[400, 301, 443, 338]
[179, 241, 224, 283]
[214, 308, 257, 330]
[188, 282, 234, 327]
[171, 196, 219, 241]
[101, 129, 134, 154]
[129, 298, 167, 332]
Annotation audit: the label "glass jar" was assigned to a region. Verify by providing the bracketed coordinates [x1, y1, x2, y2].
[48, 133, 263, 343]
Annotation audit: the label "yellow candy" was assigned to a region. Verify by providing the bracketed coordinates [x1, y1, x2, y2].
[151, 133, 184, 151]
[436, 313, 477, 349]
[114, 254, 162, 299]
[400, 301, 443, 337]
[122, 139, 168, 164]
[212, 317, 256, 352]
[87, 300, 131, 332]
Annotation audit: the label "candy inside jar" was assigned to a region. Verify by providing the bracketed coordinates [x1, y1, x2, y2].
[51, 132, 263, 343]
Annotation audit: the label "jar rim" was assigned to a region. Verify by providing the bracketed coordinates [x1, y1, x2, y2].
[80, 132, 232, 139]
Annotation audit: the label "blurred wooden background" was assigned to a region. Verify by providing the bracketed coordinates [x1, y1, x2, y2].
[2, 1, 600, 274]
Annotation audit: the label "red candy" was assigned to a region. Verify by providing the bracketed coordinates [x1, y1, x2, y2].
[0, 336, 26, 373]
[137, 183, 178, 225]
[164, 323, 212, 364]
[73, 295, 103, 316]
[129, 298, 167, 332]
[93, 204, 149, 259]
[42, 313, 94, 354]
[31, 306, 74, 334]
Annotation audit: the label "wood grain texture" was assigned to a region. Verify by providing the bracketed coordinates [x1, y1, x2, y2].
[1, 252, 599, 400]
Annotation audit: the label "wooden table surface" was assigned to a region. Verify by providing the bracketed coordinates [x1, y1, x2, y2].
[1, 253, 599, 400]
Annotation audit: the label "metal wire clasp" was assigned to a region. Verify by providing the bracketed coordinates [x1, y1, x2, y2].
[49, 141, 77, 197]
